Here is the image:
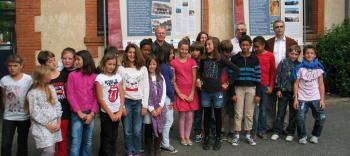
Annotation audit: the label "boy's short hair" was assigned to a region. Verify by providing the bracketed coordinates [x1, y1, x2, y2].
[303, 44, 317, 55]
[190, 41, 204, 54]
[140, 38, 153, 49]
[239, 35, 252, 45]
[6, 55, 24, 65]
[37, 50, 55, 65]
[289, 45, 301, 54]
[61, 47, 75, 58]
[220, 40, 233, 53]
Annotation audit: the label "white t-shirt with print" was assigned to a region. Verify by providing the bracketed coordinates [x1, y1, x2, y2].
[0, 74, 32, 120]
[96, 73, 122, 113]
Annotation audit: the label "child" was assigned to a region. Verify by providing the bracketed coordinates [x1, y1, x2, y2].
[219, 40, 236, 141]
[61, 47, 76, 72]
[104, 46, 123, 66]
[199, 37, 239, 150]
[0, 55, 32, 156]
[119, 43, 149, 156]
[293, 45, 326, 144]
[95, 52, 125, 156]
[190, 41, 205, 143]
[230, 35, 261, 146]
[156, 45, 178, 153]
[37, 50, 70, 156]
[170, 39, 199, 146]
[271, 45, 301, 141]
[140, 38, 153, 60]
[66, 50, 98, 156]
[252, 36, 276, 139]
[143, 55, 167, 156]
[27, 66, 62, 155]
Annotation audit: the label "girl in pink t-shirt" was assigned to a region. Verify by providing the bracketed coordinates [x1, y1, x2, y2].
[170, 39, 199, 146]
[293, 45, 326, 145]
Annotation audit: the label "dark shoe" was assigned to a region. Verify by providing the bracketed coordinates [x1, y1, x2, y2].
[213, 137, 222, 151]
[257, 133, 268, 140]
[202, 137, 210, 150]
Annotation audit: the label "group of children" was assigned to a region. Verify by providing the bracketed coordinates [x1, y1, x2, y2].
[0, 32, 326, 156]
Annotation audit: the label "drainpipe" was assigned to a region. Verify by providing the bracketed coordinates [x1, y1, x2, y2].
[103, 0, 107, 49]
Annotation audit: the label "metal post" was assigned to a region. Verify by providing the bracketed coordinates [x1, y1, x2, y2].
[303, 0, 306, 44]
[103, 0, 107, 48]
[345, 0, 349, 19]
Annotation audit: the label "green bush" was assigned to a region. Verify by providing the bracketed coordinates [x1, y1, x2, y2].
[316, 19, 350, 96]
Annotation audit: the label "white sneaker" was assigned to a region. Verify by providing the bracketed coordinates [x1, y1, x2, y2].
[246, 135, 257, 146]
[285, 135, 294, 142]
[309, 136, 318, 144]
[299, 137, 307, 144]
[271, 134, 279, 140]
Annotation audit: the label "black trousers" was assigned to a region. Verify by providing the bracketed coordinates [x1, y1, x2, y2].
[1, 119, 31, 156]
[99, 112, 120, 156]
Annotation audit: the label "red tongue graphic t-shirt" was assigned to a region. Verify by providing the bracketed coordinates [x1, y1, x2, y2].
[95, 73, 122, 113]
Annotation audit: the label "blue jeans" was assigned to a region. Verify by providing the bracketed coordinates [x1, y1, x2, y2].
[69, 112, 95, 156]
[201, 91, 224, 108]
[253, 86, 269, 134]
[296, 100, 326, 139]
[122, 99, 142, 155]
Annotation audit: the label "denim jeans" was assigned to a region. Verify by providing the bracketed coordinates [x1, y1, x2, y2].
[161, 97, 174, 148]
[296, 100, 326, 139]
[69, 112, 95, 156]
[122, 99, 142, 155]
[1, 119, 30, 156]
[253, 86, 269, 134]
[201, 91, 224, 108]
[99, 112, 120, 156]
[273, 92, 297, 135]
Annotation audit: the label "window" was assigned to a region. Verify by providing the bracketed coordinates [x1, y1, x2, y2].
[97, 0, 108, 36]
[304, 0, 324, 42]
[0, 0, 15, 77]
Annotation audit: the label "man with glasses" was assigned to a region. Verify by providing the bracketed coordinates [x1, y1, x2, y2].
[266, 20, 297, 139]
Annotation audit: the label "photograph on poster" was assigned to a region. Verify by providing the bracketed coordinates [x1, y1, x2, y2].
[285, 7, 299, 14]
[152, 18, 172, 33]
[176, 8, 181, 13]
[285, 0, 299, 5]
[189, 10, 195, 16]
[152, 1, 172, 16]
[183, 1, 188, 7]
[270, 0, 280, 16]
[285, 16, 299, 22]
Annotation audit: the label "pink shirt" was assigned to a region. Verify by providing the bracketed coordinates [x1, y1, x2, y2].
[66, 70, 98, 113]
[297, 68, 324, 101]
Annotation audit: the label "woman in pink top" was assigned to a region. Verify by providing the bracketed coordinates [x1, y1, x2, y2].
[66, 50, 97, 156]
[171, 39, 199, 146]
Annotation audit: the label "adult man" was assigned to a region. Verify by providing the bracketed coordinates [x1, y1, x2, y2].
[152, 26, 172, 55]
[266, 20, 297, 135]
[231, 23, 248, 55]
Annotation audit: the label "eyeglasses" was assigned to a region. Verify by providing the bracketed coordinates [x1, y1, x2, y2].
[274, 25, 284, 28]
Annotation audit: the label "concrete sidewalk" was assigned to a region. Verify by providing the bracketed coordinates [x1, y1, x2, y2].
[2, 96, 350, 156]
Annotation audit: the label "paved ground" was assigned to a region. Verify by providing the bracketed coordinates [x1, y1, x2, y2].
[2, 96, 350, 156]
